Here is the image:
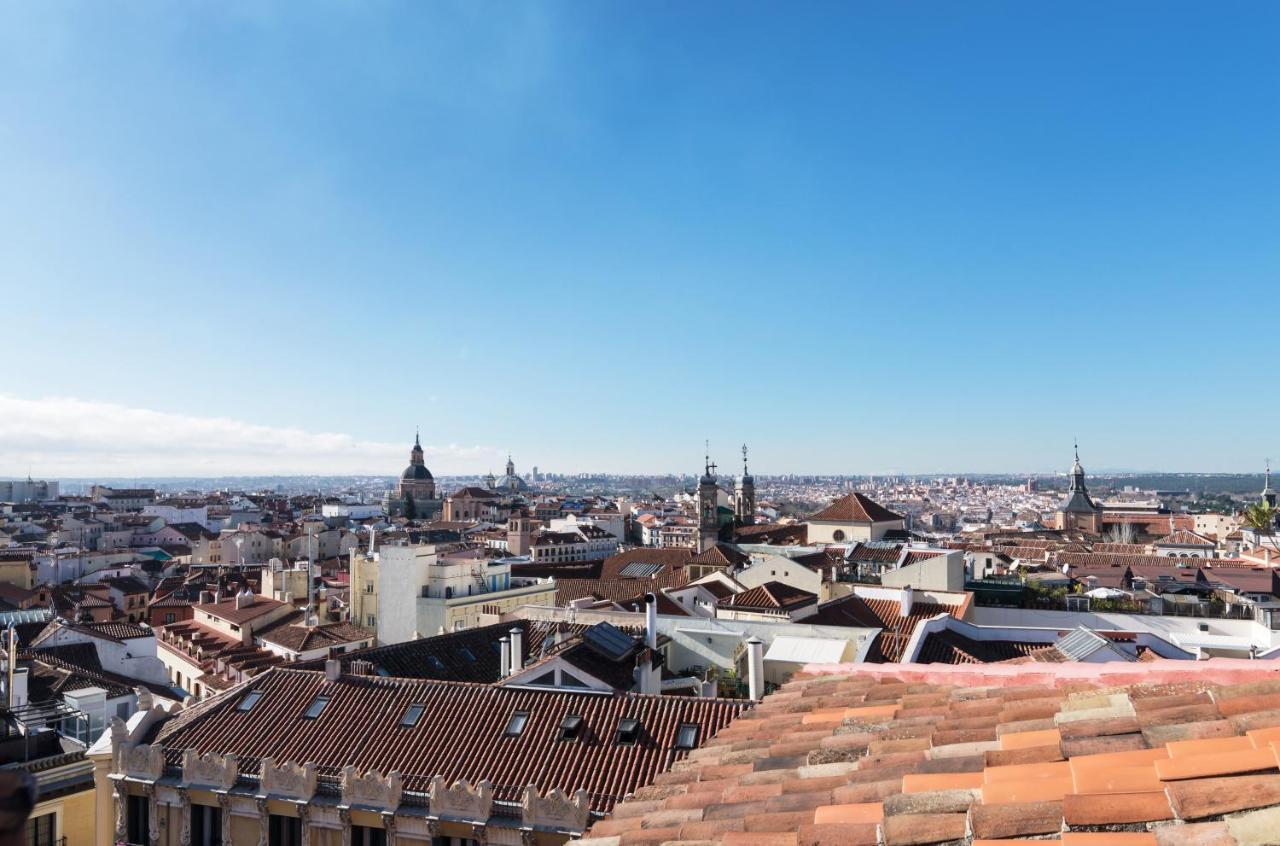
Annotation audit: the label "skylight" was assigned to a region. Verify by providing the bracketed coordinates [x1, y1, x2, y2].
[236, 690, 264, 712]
[559, 714, 582, 741]
[616, 717, 641, 746]
[400, 704, 425, 728]
[674, 723, 699, 749]
[504, 710, 530, 737]
[302, 694, 330, 719]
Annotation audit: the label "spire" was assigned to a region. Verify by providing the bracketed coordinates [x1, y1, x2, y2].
[742, 443, 750, 477]
[415, 427, 420, 448]
[1074, 438, 1079, 464]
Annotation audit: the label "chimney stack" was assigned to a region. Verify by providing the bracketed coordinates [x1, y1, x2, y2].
[900, 586, 914, 618]
[745, 637, 765, 701]
[508, 627, 523, 674]
[644, 593, 658, 650]
[499, 636, 511, 677]
[324, 658, 341, 682]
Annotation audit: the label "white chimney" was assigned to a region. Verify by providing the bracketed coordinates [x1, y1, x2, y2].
[499, 636, 511, 677]
[637, 649, 660, 696]
[644, 592, 658, 649]
[900, 586, 914, 618]
[508, 627, 523, 674]
[324, 659, 341, 682]
[745, 636, 765, 701]
[368, 528, 376, 556]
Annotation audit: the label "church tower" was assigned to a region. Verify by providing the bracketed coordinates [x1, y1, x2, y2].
[697, 444, 720, 553]
[1264, 460, 1276, 509]
[1057, 442, 1101, 534]
[734, 443, 756, 526]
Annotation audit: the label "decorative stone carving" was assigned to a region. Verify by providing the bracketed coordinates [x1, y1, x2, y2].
[340, 766, 403, 812]
[381, 812, 397, 846]
[110, 717, 129, 773]
[520, 785, 590, 833]
[136, 686, 154, 712]
[113, 782, 128, 841]
[182, 749, 240, 791]
[177, 788, 192, 846]
[144, 784, 161, 846]
[338, 809, 352, 846]
[255, 799, 269, 846]
[259, 758, 318, 801]
[427, 776, 492, 823]
[124, 743, 166, 781]
[216, 794, 233, 846]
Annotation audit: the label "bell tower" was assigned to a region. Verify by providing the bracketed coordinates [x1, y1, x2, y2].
[697, 442, 720, 553]
[734, 443, 756, 526]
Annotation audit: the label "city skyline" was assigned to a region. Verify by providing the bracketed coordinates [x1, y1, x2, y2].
[5, 3, 1279, 475]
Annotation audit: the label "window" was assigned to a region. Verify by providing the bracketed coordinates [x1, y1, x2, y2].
[400, 704, 425, 728]
[616, 718, 641, 746]
[27, 812, 55, 846]
[458, 647, 476, 662]
[191, 803, 222, 846]
[126, 793, 150, 844]
[832, 530, 846, 542]
[302, 695, 330, 719]
[559, 714, 582, 741]
[365, 615, 376, 627]
[237, 690, 264, 712]
[269, 814, 301, 846]
[504, 711, 529, 736]
[164, 612, 177, 624]
[351, 826, 387, 846]
[674, 723, 699, 749]
[117, 701, 131, 719]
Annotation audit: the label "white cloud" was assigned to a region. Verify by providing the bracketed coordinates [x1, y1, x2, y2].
[0, 394, 499, 478]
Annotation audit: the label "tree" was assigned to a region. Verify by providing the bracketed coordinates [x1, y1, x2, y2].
[1107, 523, 1136, 545]
[1242, 501, 1276, 544]
[403, 492, 417, 520]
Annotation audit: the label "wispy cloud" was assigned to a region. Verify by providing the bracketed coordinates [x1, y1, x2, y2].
[0, 395, 498, 478]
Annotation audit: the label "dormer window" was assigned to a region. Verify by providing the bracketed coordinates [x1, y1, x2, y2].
[616, 717, 641, 746]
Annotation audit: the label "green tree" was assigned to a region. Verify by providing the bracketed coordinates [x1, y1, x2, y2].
[403, 492, 417, 520]
[1242, 501, 1276, 536]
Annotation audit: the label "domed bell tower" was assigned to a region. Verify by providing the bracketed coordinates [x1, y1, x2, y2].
[734, 444, 756, 526]
[698, 443, 720, 553]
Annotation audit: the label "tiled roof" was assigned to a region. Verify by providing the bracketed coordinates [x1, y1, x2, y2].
[256, 622, 372, 653]
[806, 594, 961, 663]
[579, 661, 1280, 846]
[299, 619, 538, 682]
[154, 666, 746, 813]
[600, 547, 693, 580]
[916, 630, 1046, 665]
[1155, 529, 1217, 547]
[809, 493, 904, 524]
[193, 595, 288, 624]
[556, 571, 692, 606]
[690, 543, 751, 568]
[720, 581, 817, 611]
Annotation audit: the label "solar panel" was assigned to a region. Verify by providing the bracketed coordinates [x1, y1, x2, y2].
[618, 562, 664, 579]
[1054, 627, 1108, 660]
[582, 622, 639, 661]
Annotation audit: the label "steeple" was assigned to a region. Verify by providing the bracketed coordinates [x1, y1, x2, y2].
[506, 453, 516, 478]
[1264, 459, 1276, 508]
[410, 429, 425, 466]
[697, 441, 720, 553]
[735, 443, 756, 526]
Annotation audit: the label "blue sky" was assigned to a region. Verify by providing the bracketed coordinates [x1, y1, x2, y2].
[2, 2, 1278, 477]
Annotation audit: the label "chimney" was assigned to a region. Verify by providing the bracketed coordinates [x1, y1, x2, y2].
[324, 658, 341, 682]
[199, 590, 215, 605]
[499, 636, 511, 677]
[900, 586, 914, 618]
[368, 528, 377, 556]
[637, 648, 660, 696]
[508, 627, 523, 673]
[644, 592, 658, 649]
[745, 637, 765, 701]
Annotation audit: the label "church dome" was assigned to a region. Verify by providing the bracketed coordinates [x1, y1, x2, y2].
[402, 464, 433, 481]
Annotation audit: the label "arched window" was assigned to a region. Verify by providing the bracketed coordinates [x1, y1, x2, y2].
[833, 530, 846, 542]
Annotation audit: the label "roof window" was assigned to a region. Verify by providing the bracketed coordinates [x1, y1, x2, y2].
[616, 717, 642, 746]
[674, 723, 699, 749]
[236, 690, 264, 712]
[504, 710, 530, 737]
[400, 704, 425, 728]
[558, 714, 582, 741]
[302, 694, 330, 719]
